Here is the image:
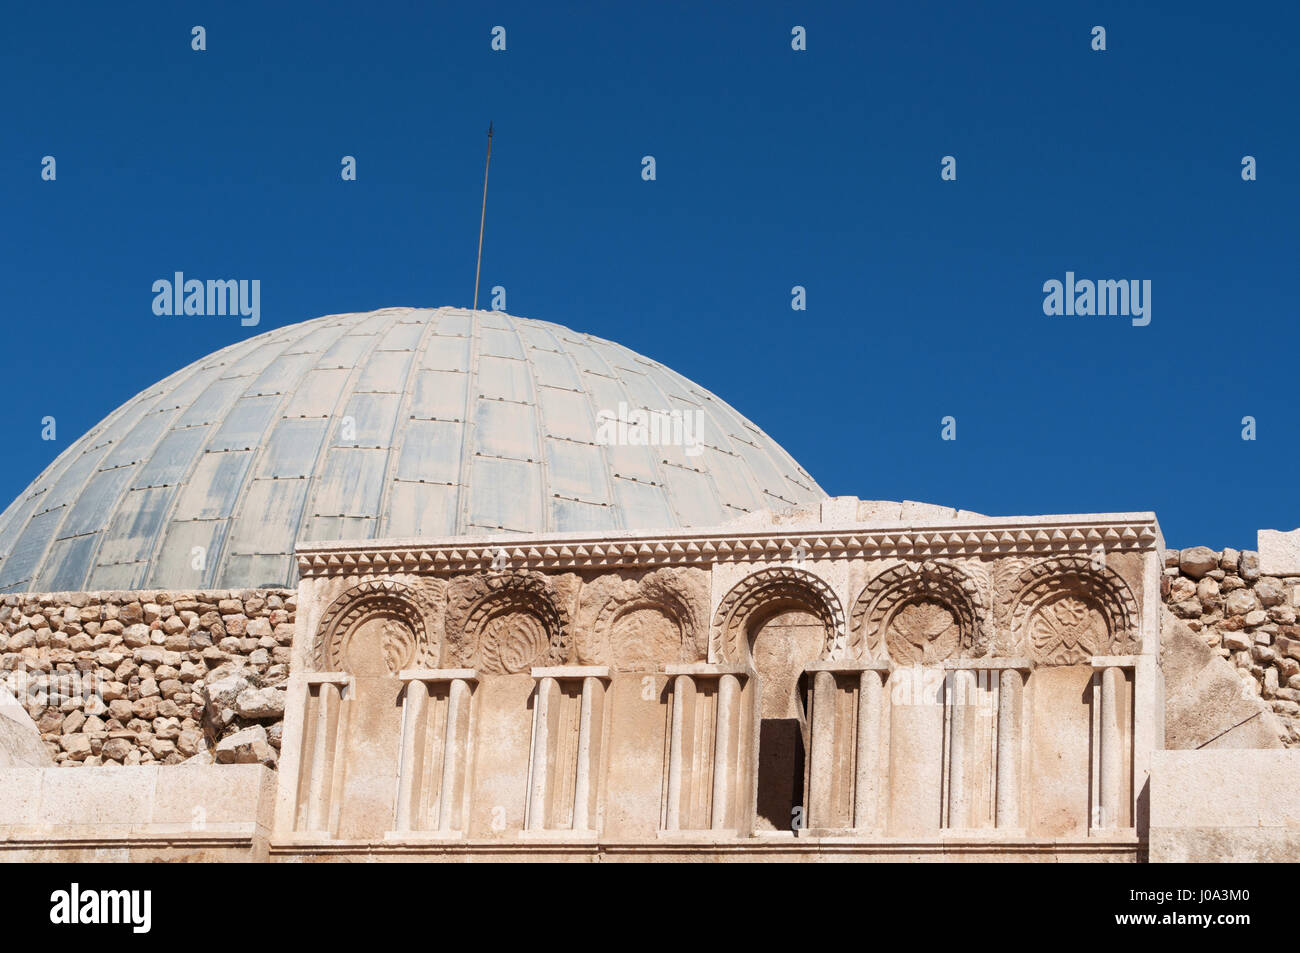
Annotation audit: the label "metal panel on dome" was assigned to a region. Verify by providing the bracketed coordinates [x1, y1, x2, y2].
[421, 335, 470, 371]
[468, 456, 542, 531]
[223, 553, 293, 589]
[208, 396, 279, 451]
[256, 418, 328, 479]
[433, 311, 472, 337]
[551, 496, 617, 533]
[396, 420, 462, 484]
[479, 327, 525, 359]
[515, 322, 563, 351]
[32, 444, 111, 516]
[88, 560, 148, 591]
[0, 507, 62, 589]
[356, 349, 413, 393]
[169, 451, 253, 520]
[156, 364, 222, 413]
[311, 448, 388, 518]
[61, 468, 133, 539]
[378, 321, 424, 351]
[698, 446, 764, 512]
[477, 311, 514, 332]
[250, 352, 317, 396]
[530, 350, 582, 390]
[604, 441, 660, 483]
[737, 438, 805, 497]
[94, 485, 173, 566]
[352, 311, 398, 334]
[318, 334, 375, 368]
[0, 492, 40, 562]
[282, 368, 350, 418]
[98, 410, 174, 471]
[150, 519, 227, 589]
[35, 533, 100, 593]
[301, 515, 376, 542]
[612, 477, 674, 528]
[546, 440, 610, 504]
[477, 356, 532, 402]
[661, 465, 727, 526]
[617, 370, 671, 416]
[565, 342, 617, 379]
[474, 400, 539, 460]
[217, 341, 282, 379]
[289, 323, 348, 354]
[176, 377, 247, 429]
[334, 393, 400, 448]
[133, 427, 209, 489]
[385, 481, 460, 537]
[538, 387, 596, 443]
[409, 370, 468, 420]
[226, 478, 309, 556]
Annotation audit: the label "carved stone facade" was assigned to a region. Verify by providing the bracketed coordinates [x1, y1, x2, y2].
[269, 506, 1166, 860]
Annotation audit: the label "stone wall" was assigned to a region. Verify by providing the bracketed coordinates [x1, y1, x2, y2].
[1161, 546, 1300, 746]
[0, 589, 294, 767]
[7, 544, 1296, 769]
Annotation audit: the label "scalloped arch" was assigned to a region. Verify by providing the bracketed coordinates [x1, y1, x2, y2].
[711, 566, 845, 663]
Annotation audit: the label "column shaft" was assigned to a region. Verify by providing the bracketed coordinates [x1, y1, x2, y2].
[665, 674, 694, 831]
[808, 670, 837, 828]
[572, 676, 602, 831]
[527, 676, 558, 830]
[711, 673, 742, 829]
[1099, 666, 1123, 829]
[947, 670, 975, 829]
[995, 668, 1022, 828]
[854, 670, 882, 829]
[307, 681, 340, 833]
[438, 677, 471, 832]
[394, 678, 428, 832]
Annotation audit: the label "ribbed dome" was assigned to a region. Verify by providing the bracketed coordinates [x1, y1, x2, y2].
[0, 308, 824, 592]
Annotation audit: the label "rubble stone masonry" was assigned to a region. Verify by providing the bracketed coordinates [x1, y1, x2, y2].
[0, 589, 294, 767]
[1161, 546, 1300, 746]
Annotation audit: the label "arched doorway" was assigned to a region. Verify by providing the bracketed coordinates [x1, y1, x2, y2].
[749, 603, 826, 832]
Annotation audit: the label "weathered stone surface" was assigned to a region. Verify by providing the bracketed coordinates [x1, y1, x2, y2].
[1225, 590, 1257, 616]
[0, 683, 53, 768]
[1256, 577, 1287, 607]
[1178, 546, 1219, 579]
[214, 725, 275, 766]
[1161, 615, 1286, 749]
[1149, 749, 1300, 862]
[1259, 529, 1300, 578]
[234, 687, 285, 720]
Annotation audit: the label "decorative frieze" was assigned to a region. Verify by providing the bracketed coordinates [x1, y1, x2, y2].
[295, 515, 1162, 577]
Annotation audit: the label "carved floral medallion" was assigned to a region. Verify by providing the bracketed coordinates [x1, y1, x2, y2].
[885, 599, 961, 665]
[1029, 594, 1107, 664]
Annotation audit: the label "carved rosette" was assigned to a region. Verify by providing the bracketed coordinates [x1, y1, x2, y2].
[711, 567, 845, 663]
[848, 560, 987, 664]
[311, 579, 434, 674]
[586, 569, 705, 671]
[1007, 556, 1139, 664]
[444, 571, 571, 674]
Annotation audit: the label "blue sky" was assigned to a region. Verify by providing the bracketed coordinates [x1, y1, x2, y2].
[2, 1, 1295, 549]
